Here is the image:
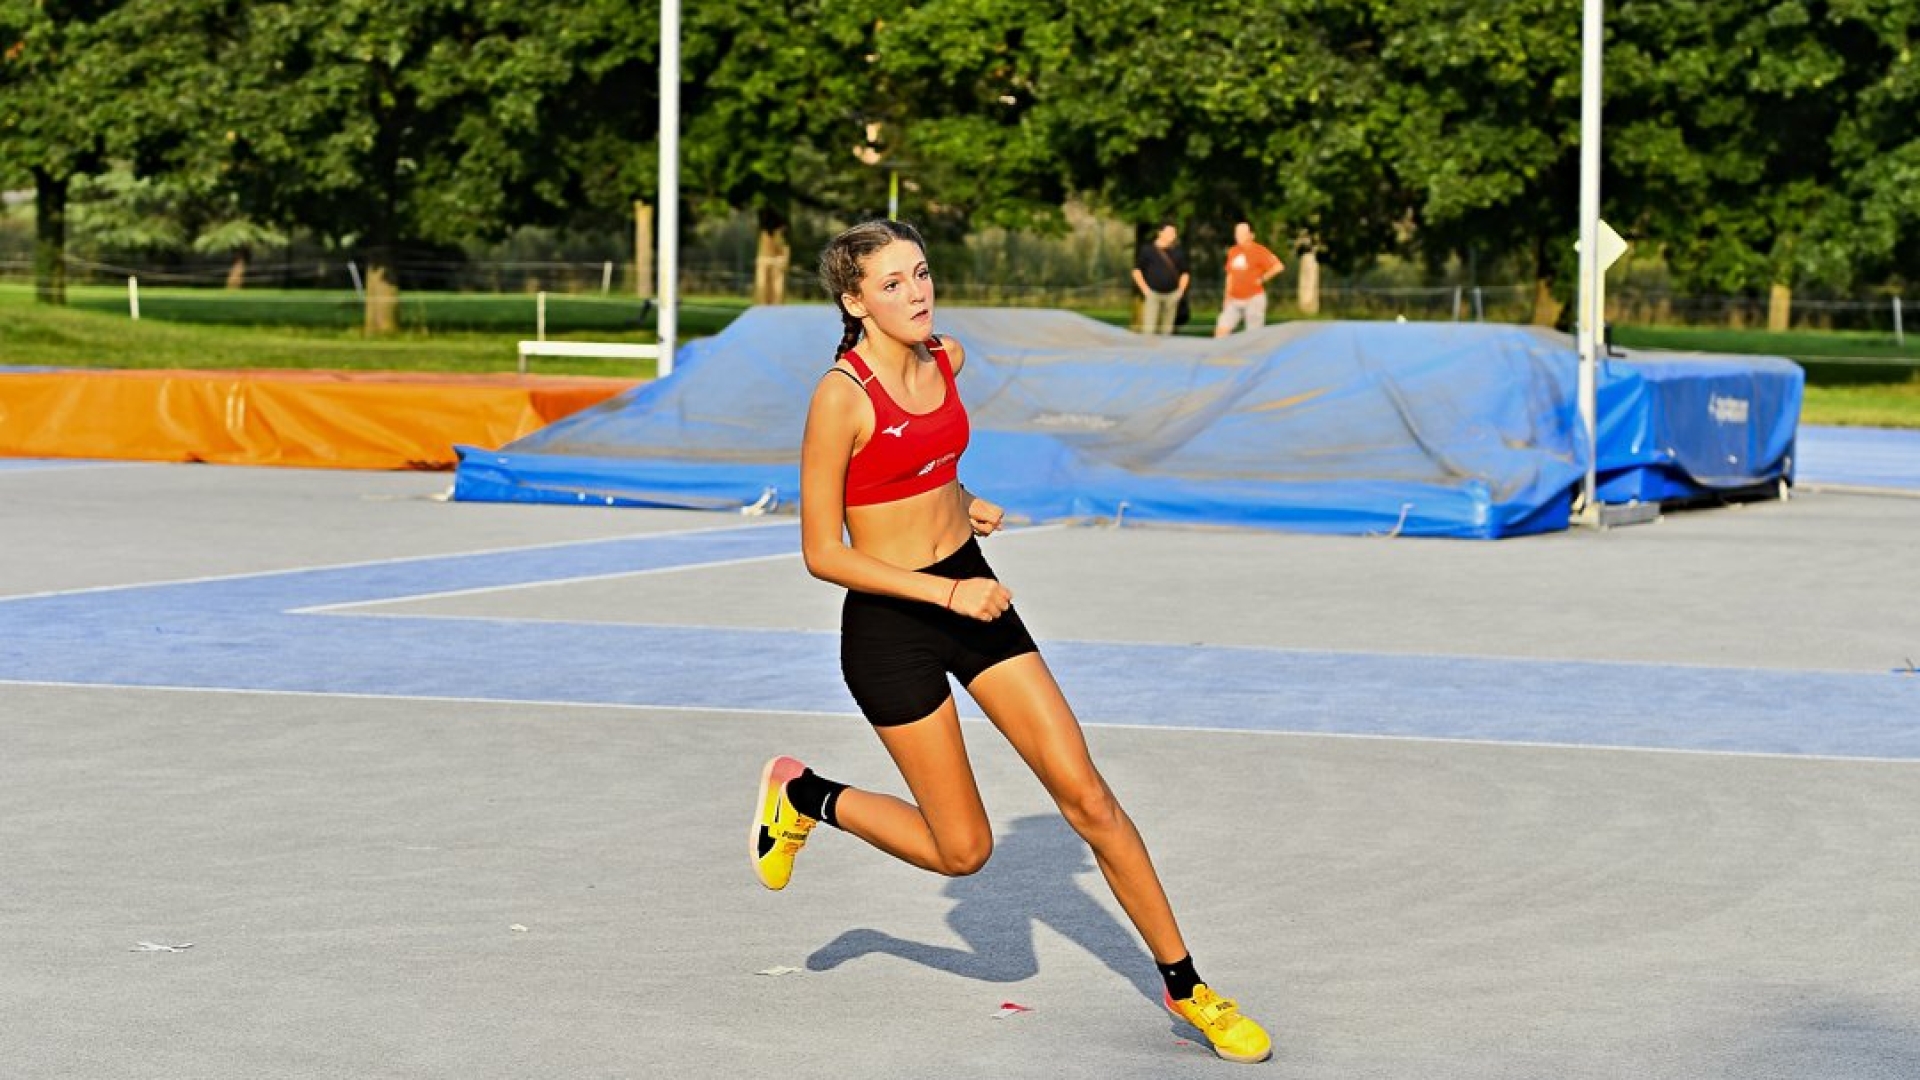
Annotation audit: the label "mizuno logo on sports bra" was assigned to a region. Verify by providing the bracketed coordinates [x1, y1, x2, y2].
[882, 421, 910, 438]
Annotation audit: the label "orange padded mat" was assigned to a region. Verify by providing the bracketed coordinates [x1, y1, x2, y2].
[0, 368, 638, 470]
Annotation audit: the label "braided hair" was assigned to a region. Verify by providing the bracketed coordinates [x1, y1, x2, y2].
[817, 219, 929, 365]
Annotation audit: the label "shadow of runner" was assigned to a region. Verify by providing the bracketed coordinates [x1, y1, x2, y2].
[806, 814, 1164, 1005]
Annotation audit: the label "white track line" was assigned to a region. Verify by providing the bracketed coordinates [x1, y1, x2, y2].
[3, 678, 1916, 766]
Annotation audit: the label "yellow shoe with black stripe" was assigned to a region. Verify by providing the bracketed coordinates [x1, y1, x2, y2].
[1165, 984, 1272, 1064]
[750, 756, 817, 891]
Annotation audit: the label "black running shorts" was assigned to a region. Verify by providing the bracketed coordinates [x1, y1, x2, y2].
[839, 536, 1040, 727]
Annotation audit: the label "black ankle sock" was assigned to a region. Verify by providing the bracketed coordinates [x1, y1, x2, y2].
[1158, 955, 1202, 1001]
[784, 769, 847, 828]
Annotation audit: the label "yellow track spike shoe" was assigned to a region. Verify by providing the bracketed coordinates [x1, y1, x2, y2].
[750, 756, 817, 891]
[1165, 984, 1273, 1064]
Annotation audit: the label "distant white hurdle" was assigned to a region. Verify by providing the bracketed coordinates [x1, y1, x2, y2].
[518, 289, 664, 375]
[515, 339, 661, 376]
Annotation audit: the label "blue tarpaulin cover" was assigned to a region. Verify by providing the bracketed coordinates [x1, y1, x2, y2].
[1593, 351, 1804, 503]
[453, 307, 1802, 539]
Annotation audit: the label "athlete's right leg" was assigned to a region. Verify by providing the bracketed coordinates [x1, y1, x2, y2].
[815, 577, 995, 878]
[833, 695, 994, 877]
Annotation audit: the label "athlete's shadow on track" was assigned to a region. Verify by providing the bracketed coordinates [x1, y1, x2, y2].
[805, 813, 1163, 1005]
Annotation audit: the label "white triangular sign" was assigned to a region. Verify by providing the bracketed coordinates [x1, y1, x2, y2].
[1597, 220, 1629, 270]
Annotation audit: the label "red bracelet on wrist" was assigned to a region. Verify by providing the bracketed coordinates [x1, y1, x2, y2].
[944, 580, 960, 610]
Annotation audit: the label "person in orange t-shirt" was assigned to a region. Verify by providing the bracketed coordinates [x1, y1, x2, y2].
[1214, 221, 1285, 337]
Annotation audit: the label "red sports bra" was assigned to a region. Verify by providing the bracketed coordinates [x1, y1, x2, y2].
[839, 339, 970, 507]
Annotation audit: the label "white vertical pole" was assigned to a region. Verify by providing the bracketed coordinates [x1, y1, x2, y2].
[1895, 295, 1905, 347]
[128, 276, 140, 321]
[657, 0, 680, 379]
[602, 260, 613, 294]
[537, 291, 547, 341]
[1575, 0, 1604, 518]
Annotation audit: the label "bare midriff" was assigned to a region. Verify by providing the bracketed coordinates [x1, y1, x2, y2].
[844, 480, 973, 572]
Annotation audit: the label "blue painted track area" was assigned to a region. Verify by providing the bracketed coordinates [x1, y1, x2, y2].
[1796, 424, 1920, 491]
[4, 519, 1912, 761]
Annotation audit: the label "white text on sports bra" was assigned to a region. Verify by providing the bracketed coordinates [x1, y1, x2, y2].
[916, 452, 958, 477]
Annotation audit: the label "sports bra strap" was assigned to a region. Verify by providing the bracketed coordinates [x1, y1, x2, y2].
[841, 348, 876, 382]
[841, 336, 945, 384]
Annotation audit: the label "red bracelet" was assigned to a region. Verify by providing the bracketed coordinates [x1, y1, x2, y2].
[944, 580, 960, 610]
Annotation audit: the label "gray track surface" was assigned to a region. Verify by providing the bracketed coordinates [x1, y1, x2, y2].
[3, 461, 1918, 1079]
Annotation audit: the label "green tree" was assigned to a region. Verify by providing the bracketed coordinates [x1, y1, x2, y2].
[925, 2, 1405, 305]
[0, 0, 123, 304]
[679, 0, 895, 303]
[1609, 1, 1920, 327]
[100, 0, 654, 332]
[1173, 5, 1409, 308]
[1361, 0, 1589, 324]
[1021, 5, 1245, 232]
[1827, 1, 1920, 289]
[67, 167, 288, 287]
[68, 167, 186, 253]
[1612, 2, 1832, 325]
[866, 0, 1070, 233]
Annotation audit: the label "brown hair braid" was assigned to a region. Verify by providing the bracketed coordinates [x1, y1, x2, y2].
[817, 219, 928, 364]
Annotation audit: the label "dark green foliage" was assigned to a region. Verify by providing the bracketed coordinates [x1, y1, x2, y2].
[5, 0, 1919, 312]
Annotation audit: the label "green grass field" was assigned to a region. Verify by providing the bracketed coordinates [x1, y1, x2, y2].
[0, 285, 752, 378]
[4, 285, 1918, 427]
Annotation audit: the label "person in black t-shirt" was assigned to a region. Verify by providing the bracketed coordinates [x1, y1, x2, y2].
[1129, 222, 1190, 335]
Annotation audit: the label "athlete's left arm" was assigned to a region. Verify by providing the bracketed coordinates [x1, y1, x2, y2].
[946, 337, 1006, 537]
[961, 484, 1005, 536]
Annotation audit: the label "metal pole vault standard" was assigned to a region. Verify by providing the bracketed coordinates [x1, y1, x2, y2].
[657, 0, 680, 378]
[1574, 0, 1603, 519]
[1573, 0, 1649, 528]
